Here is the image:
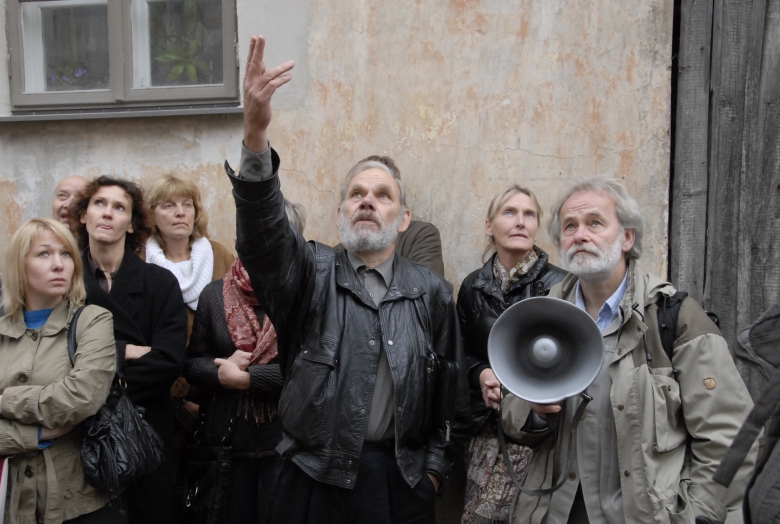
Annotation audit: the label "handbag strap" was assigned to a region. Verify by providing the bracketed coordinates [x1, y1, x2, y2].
[496, 392, 591, 497]
[66, 306, 87, 365]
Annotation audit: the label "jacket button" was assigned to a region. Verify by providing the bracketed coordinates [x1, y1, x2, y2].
[18, 373, 28, 383]
[346, 479, 351, 484]
[348, 460, 353, 466]
[413, 288, 418, 292]
[360, 408, 366, 414]
[397, 406, 402, 413]
[31, 332, 38, 341]
[568, 471, 576, 480]
[25, 466, 34, 478]
[491, 287, 497, 292]
[637, 326, 642, 332]
[617, 404, 624, 411]
[617, 350, 623, 355]
[624, 470, 630, 477]
[387, 340, 393, 346]
[369, 340, 375, 346]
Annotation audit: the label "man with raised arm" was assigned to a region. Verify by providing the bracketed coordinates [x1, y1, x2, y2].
[225, 35, 470, 524]
[501, 179, 757, 524]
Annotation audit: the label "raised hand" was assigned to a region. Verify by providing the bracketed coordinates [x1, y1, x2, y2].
[243, 35, 295, 153]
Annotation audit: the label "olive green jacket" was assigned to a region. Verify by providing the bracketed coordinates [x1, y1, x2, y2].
[0, 301, 116, 524]
[502, 263, 757, 524]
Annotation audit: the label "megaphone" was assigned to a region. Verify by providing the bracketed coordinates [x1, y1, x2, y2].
[488, 296, 604, 404]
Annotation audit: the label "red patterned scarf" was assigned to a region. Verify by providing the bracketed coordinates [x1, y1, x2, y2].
[223, 259, 278, 365]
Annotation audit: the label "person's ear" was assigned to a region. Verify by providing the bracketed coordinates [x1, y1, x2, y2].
[622, 228, 636, 254]
[485, 218, 493, 238]
[398, 209, 412, 233]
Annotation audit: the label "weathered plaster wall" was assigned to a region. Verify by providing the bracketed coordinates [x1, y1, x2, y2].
[0, 0, 673, 291]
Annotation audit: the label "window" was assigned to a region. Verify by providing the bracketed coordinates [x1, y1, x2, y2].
[7, 0, 238, 112]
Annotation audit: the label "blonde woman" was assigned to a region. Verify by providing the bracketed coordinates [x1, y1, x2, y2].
[144, 174, 234, 339]
[0, 218, 119, 523]
[458, 186, 567, 524]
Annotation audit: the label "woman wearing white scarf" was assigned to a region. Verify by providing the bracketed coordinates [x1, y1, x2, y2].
[144, 173, 235, 338]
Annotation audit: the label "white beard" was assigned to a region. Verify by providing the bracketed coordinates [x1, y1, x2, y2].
[561, 232, 625, 281]
[338, 208, 402, 254]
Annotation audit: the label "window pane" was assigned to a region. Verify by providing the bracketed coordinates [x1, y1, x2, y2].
[21, 0, 110, 93]
[133, 0, 224, 88]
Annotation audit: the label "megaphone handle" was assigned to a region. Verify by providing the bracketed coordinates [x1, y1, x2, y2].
[497, 392, 592, 498]
[546, 412, 560, 432]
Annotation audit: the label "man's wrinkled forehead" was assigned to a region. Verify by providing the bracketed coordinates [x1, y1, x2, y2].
[561, 190, 618, 220]
[344, 168, 402, 199]
[55, 176, 88, 194]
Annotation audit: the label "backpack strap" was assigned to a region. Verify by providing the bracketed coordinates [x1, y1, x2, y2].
[656, 291, 688, 365]
[67, 306, 87, 366]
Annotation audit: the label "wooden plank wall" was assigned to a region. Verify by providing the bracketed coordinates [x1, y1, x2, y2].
[672, 0, 780, 398]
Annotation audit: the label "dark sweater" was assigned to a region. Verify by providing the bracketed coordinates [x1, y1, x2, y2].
[184, 280, 283, 454]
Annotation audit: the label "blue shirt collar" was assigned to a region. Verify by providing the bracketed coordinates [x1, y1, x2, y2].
[574, 269, 629, 331]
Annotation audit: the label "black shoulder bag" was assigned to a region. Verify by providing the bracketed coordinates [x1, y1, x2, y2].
[68, 306, 166, 497]
[182, 393, 240, 524]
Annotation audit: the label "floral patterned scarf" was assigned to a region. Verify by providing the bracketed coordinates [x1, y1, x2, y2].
[492, 250, 539, 292]
[222, 258, 277, 366]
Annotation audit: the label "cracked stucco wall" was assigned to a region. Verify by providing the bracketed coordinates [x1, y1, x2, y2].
[0, 0, 673, 291]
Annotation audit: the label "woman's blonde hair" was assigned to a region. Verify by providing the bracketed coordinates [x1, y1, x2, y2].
[482, 185, 543, 263]
[2, 218, 85, 318]
[145, 173, 209, 248]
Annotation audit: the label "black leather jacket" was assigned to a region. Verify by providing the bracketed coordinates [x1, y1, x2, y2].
[457, 248, 567, 432]
[227, 150, 470, 489]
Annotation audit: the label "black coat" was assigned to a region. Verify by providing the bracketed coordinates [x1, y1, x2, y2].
[457, 249, 567, 432]
[184, 279, 283, 453]
[228, 149, 471, 489]
[81, 248, 188, 448]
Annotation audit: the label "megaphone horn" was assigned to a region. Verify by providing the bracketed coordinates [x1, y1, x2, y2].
[487, 296, 604, 405]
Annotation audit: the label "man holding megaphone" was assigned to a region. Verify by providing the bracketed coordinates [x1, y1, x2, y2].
[500, 180, 757, 524]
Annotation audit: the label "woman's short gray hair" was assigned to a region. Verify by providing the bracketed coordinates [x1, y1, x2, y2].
[284, 199, 306, 234]
[547, 178, 644, 260]
[339, 161, 407, 210]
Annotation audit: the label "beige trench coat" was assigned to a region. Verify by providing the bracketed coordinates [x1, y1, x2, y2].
[0, 301, 116, 524]
[502, 263, 758, 524]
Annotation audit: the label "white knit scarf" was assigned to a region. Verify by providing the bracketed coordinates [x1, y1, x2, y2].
[146, 236, 214, 310]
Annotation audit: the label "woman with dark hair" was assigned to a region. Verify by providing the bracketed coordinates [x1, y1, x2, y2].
[183, 200, 305, 523]
[72, 176, 188, 524]
[0, 218, 119, 523]
[458, 185, 567, 524]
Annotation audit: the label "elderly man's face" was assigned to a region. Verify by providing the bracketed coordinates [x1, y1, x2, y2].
[52, 176, 88, 228]
[337, 168, 410, 254]
[559, 190, 635, 278]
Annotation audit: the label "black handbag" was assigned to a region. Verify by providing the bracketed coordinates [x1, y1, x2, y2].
[67, 306, 166, 496]
[181, 394, 238, 524]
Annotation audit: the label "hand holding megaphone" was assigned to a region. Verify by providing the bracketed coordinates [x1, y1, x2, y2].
[479, 369, 503, 410]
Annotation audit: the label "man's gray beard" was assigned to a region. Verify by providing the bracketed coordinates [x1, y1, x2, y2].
[561, 232, 625, 281]
[338, 208, 403, 254]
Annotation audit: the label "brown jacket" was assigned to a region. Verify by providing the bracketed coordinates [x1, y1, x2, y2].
[0, 301, 116, 524]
